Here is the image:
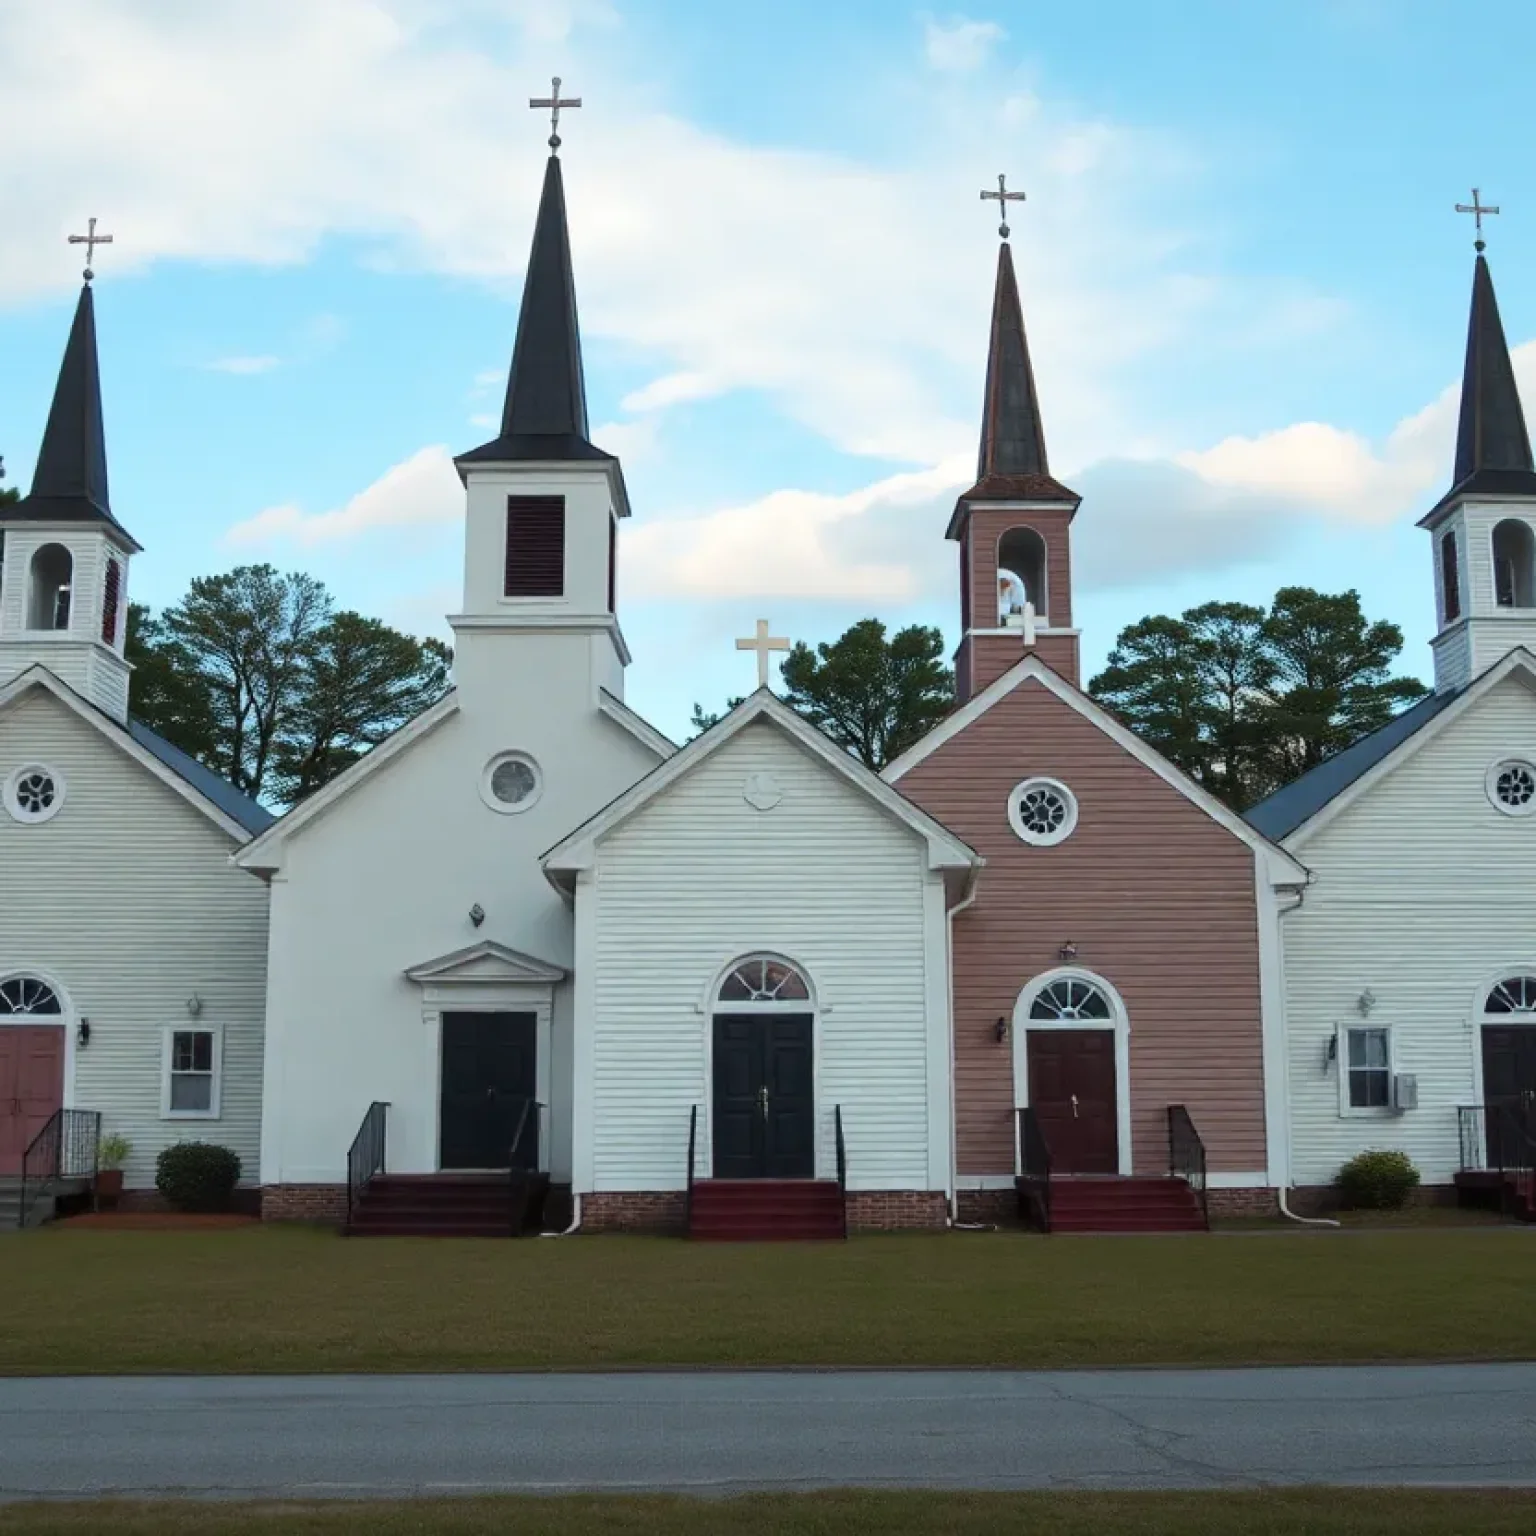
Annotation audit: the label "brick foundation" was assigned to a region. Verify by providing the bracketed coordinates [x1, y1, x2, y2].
[114, 1186, 262, 1217]
[1206, 1186, 1278, 1218]
[955, 1187, 1020, 1225]
[580, 1191, 687, 1234]
[1282, 1182, 1456, 1217]
[844, 1190, 948, 1231]
[261, 1184, 348, 1224]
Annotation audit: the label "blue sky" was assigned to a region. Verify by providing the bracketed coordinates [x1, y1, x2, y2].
[4, 0, 1536, 740]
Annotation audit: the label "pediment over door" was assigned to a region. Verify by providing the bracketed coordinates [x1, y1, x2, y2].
[403, 940, 567, 987]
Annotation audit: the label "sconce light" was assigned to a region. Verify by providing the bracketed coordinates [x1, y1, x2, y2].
[469, 903, 486, 928]
[1323, 1033, 1338, 1072]
[77, 1018, 91, 1047]
[1356, 988, 1376, 1018]
[995, 1016, 1009, 1043]
[186, 993, 203, 1019]
[1058, 940, 1078, 963]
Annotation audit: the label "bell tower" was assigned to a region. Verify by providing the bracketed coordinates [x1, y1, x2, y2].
[0, 239, 140, 723]
[450, 81, 633, 707]
[1420, 194, 1536, 694]
[950, 177, 1081, 704]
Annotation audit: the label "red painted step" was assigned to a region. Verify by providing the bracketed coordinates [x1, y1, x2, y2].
[1025, 1176, 1207, 1234]
[347, 1173, 548, 1237]
[688, 1179, 845, 1241]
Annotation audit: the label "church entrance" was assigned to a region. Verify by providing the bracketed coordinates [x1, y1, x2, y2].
[0, 1026, 65, 1176]
[711, 1013, 815, 1179]
[1027, 1029, 1118, 1175]
[438, 1011, 538, 1171]
[1481, 1024, 1536, 1164]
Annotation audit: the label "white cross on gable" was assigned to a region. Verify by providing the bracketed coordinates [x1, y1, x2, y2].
[735, 618, 790, 689]
[1002, 600, 1041, 645]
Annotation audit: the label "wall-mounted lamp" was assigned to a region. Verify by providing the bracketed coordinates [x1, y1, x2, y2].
[469, 903, 486, 928]
[1323, 1033, 1338, 1072]
[995, 1015, 1009, 1043]
[1356, 988, 1376, 1018]
[186, 992, 203, 1019]
[77, 1018, 91, 1047]
[1058, 940, 1078, 963]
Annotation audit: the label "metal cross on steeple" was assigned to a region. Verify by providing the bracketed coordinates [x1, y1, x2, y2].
[1456, 188, 1501, 252]
[980, 174, 1025, 240]
[530, 76, 582, 152]
[67, 216, 114, 282]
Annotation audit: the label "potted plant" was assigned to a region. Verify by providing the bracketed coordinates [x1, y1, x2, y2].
[95, 1134, 132, 1207]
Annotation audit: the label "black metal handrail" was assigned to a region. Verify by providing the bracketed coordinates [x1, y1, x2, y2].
[1457, 1104, 1485, 1171]
[18, 1108, 100, 1229]
[345, 1101, 388, 1231]
[1017, 1106, 1052, 1233]
[834, 1104, 848, 1239]
[1458, 1103, 1536, 1221]
[1167, 1103, 1210, 1231]
[507, 1098, 545, 1235]
[685, 1104, 699, 1233]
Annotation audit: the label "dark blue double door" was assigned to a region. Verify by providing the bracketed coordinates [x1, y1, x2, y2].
[439, 1011, 538, 1170]
[711, 1013, 815, 1179]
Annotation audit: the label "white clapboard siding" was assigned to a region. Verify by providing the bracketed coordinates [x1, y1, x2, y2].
[1282, 670, 1536, 1185]
[590, 720, 934, 1192]
[0, 689, 269, 1188]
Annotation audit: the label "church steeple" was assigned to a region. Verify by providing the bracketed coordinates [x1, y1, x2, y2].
[457, 152, 614, 469]
[949, 179, 1082, 703]
[0, 245, 138, 722]
[448, 85, 633, 707]
[0, 281, 137, 547]
[1423, 200, 1536, 695]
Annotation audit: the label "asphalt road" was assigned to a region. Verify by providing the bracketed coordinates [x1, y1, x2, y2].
[2, 1364, 1534, 1500]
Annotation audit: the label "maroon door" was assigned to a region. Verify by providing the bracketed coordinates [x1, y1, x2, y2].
[1481, 1025, 1536, 1162]
[1027, 1029, 1119, 1174]
[0, 1028, 66, 1175]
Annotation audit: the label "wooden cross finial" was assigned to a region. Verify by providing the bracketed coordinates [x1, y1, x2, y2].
[1456, 188, 1500, 252]
[530, 76, 581, 152]
[735, 618, 790, 689]
[980, 173, 1026, 240]
[67, 216, 114, 282]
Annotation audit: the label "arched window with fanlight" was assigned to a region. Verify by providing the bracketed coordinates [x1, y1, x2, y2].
[1477, 973, 1536, 1168]
[1028, 976, 1112, 1020]
[0, 975, 63, 1016]
[1482, 975, 1536, 1015]
[717, 955, 812, 1006]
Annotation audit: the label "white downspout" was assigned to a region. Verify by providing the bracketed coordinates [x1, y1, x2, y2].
[945, 872, 993, 1231]
[543, 1191, 582, 1237]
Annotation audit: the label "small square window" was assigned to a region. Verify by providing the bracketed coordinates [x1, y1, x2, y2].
[1346, 1027, 1390, 1110]
[164, 1028, 220, 1118]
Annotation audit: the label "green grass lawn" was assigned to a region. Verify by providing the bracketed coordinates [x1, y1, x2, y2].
[1, 1492, 1533, 1536]
[2, 1225, 1533, 1375]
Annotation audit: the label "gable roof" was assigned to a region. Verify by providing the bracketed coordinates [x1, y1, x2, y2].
[1243, 687, 1462, 843]
[882, 651, 1308, 887]
[404, 939, 566, 985]
[0, 666, 264, 842]
[1243, 651, 1536, 847]
[598, 688, 676, 760]
[234, 689, 461, 870]
[541, 688, 981, 891]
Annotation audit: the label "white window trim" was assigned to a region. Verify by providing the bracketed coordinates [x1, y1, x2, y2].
[3, 763, 66, 825]
[160, 1024, 223, 1120]
[1336, 1022, 1394, 1119]
[1007, 776, 1078, 847]
[479, 751, 543, 815]
[1485, 758, 1536, 817]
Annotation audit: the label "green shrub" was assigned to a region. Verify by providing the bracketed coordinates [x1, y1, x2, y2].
[155, 1143, 242, 1212]
[1336, 1149, 1420, 1210]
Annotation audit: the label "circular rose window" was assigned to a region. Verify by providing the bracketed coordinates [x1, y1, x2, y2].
[480, 752, 542, 814]
[4, 764, 65, 825]
[1487, 758, 1536, 817]
[1007, 777, 1078, 846]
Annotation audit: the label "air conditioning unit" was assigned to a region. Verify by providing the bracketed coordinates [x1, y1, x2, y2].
[1390, 1074, 1418, 1113]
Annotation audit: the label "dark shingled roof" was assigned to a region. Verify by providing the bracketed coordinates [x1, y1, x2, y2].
[0, 283, 139, 548]
[127, 718, 275, 835]
[1243, 687, 1462, 842]
[950, 241, 1078, 534]
[456, 154, 620, 478]
[1422, 253, 1536, 522]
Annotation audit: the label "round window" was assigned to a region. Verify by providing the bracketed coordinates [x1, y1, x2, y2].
[1007, 776, 1077, 846]
[1487, 758, 1536, 817]
[480, 752, 542, 814]
[4, 764, 65, 825]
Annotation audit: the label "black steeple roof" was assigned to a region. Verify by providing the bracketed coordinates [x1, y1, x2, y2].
[457, 153, 615, 472]
[1425, 252, 1536, 520]
[948, 239, 1078, 533]
[1, 282, 138, 546]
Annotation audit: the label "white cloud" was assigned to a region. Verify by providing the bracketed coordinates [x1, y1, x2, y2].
[226, 445, 461, 547]
[204, 354, 281, 375]
[922, 14, 1006, 72]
